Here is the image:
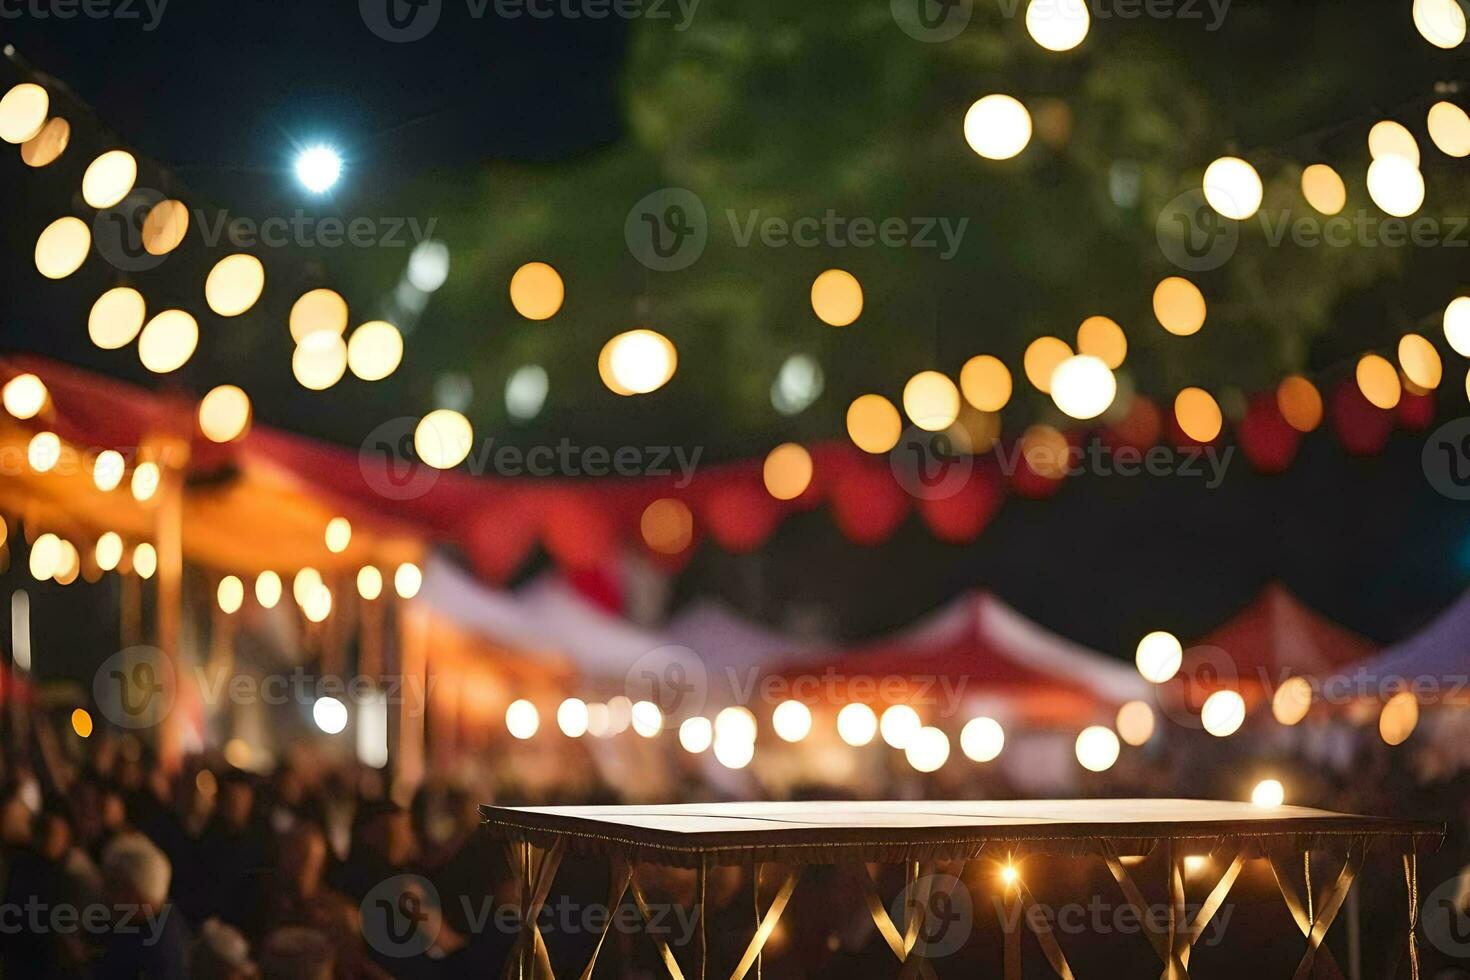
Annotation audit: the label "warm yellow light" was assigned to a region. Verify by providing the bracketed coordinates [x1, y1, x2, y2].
[292, 332, 348, 390]
[198, 385, 252, 443]
[356, 565, 383, 600]
[394, 562, 423, 599]
[1174, 388, 1223, 443]
[137, 310, 199, 374]
[82, 149, 137, 208]
[640, 498, 693, 555]
[713, 735, 755, 769]
[293, 567, 323, 607]
[1136, 631, 1183, 684]
[837, 703, 878, 747]
[346, 321, 403, 381]
[1076, 316, 1127, 369]
[71, 708, 93, 739]
[810, 269, 864, 327]
[1251, 778, 1285, 808]
[506, 699, 540, 740]
[217, 575, 245, 614]
[87, 287, 147, 351]
[255, 571, 282, 609]
[558, 698, 590, 737]
[1428, 101, 1470, 157]
[631, 700, 663, 738]
[772, 700, 813, 742]
[142, 199, 189, 256]
[1379, 690, 1420, 746]
[1398, 334, 1443, 390]
[204, 254, 265, 317]
[1356, 354, 1402, 410]
[1271, 676, 1314, 726]
[1368, 120, 1421, 165]
[35, 216, 90, 279]
[1024, 0, 1089, 51]
[3, 373, 47, 421]
[903, 371, 961, 431]
[1447, 297, 1470, 356]
[960, 716, 1005, 762]
[1116, 701, 1156, 747]
[1000, 864, 1019, 887]
[600, 329, 678, 395]
[508, 262, 565, 321]
[1414, 0, 1467, 49]
[715, 706, 758, 744]
[1202, 156, 1263, 220]
[303, 585, 332, 623]
[963, 95, 1032, 161]
[414, 410, 473, 469]
[959, 355, 1012, 412]
[132, 543, 157, 580]
[1366, 156, 1425, 218]
[763, 443, 814, 501]
[1276, 376, 1323, 433]
[53, 540, 79, 584]
[846, 394, 903, 454]
[879, 704, 921, 749]
[20, 116, 69, 168]
[1300, 164, 1347, 216]
[1050, 355, 1116, 420]
[29, 533, 62, 580]
[905, 726, 950, 773]
[1075, 725, 1121, 772]
[1154, 277, 1207, 336]
[130, 461, 161, 502]
[679, 716, 713, 753]
[289, 288, 349, 342]
[1200, 690, 1246, 737]
[95, 531, 123, 571]
[0, 83, 49, 143]
[323, 517, 352, 554]
[27, 431, 60, 473]
[1023, 337, 1072, 393]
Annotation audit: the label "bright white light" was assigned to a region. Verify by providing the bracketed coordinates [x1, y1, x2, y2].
[905, 726, 950, 773]
[1201, 690, 1246, 737]
[1251, 778, 1285, 808]
[356, 690, 389, 768]
[836, 703, 878, 747]
[313, 696, 348, 734]
[714, 706, 757, 745]
[1202, 156, 1264, 220]
[1135, 631, 1183, 684]
[557, 698, 589, 737]
[1049, 354, 1117, 420]
[1075, 725, 1120, 772]
[407, 239, 450, 293]
[631, 700, 663, 738]
[713, 736, 754, 769]
[771, 700, 813, 742]
[771, 354, 824, 416]
[506, 699, 539, 740]
[679, 717, 713, 753]
[960, 717, 1005, 762]
[505, 365, 549, 421]
[294, 145, 342, 194]
[880, 705, 922, 749]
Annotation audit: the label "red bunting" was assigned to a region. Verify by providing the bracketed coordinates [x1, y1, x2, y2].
[1238, 393, 1300, 474]
[1330, 380, 1394, 456]
[829, 460, 910, 545]
[917, 465, 1005, 543]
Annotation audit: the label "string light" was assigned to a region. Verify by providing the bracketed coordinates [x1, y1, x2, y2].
[960, 355, 1013, 411]
[1023, 337, 1072, 393]
[714, 706, 758, 744]
[3, 374, 48, 420]
[302, 585, 332, 623]
[198, 385, 252, 443]
[130, 461, 160, 502]
[1076, 316, 1127, 369]
[0, 83, 49, 143]
[960, 717, 1005, 762]
[1398, 334, 1443, 390]
[414, 410, 474, 469]
[137, 310, 199, 374]
[879, 705, 921, 749]
[81, 150, 137, 208]
[1300, 164, 1347, 215]
[1075, 726, 1120, 772]
[1136, 631, 1183, 683]
[292, 332, 348, 390]
[1049, 355, 1116, 420]
[325, 517, 352, 554]
[506, 700, 540, 740]
[772, 700, 813, 742]
[89, 287, 147, 350]
[142, 200, 188, 255]
[91, 450, 125, 493]
[132, 543, 157, 580]
[217, 576, 245, 614]
[599, 329, 678, 394]
[810, 269, 864, 327]
[394, 562, 423, 599]
[1202, 156, 1264, 220]
[1251, 778, 1286, 807]
[713, 735, 755, 769]
[903, 371, 961, 431]
[1174, 388, 1223, 443]
[763, 443, 813, 500]
[846, 394, 903, 453]
[35, 217, 90, 279]
[1356, 354, 1402, 409]
[293, 567, 323, 607]
[963, 95, 1032, 160]
[204, 254, 266, 317]
[356, 565, 383, 600]
[631, 701, 663, 737]
[1427, 101, 1470, 157]
[346, 321, 403, 381]
[679, 716, 714, 753]
[1276, 376, 1323, 432]
[1366, 156, 1425, 217]
[836, 703, 878, 746]
[509, 262, 565, 320]
[289, 289, 349, 342]
[1368, 120, 1420, 165]
[95, 532, 123, 571]
[1200, 690, 1246, 737]
[558, 698, 590, 737]
[255, 571, 282, 608]
[1153, 277, 1207, 336]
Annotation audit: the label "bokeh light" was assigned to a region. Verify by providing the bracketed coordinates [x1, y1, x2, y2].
[902, 371, 961, 431]
[905, 726, 950, 773]
[713, 736, 755, 770]
[810, 269, 863, 327]
[89, 287, 147, 350]
[600, 329, 677, 395]
[130, 461, 160, 502]
[558, 698, 589, 738]
[846, 394, 903, 453]
[1200, 690, 1246, 737]
[347, 321, 404, 381]
[325, 517, 352, 554]
[1202, 156, 1264, 220]
[204, 254, 266, 317]
[506, 700, 540, 740]
[1300, 164, 1347, 215]
[1276, 376, 1323, 432]
[679, 717, 713, 753]
[960, 717, 1005, 762]
[1368, 120, 1420, 165]
[1050, 355, 1116, 420]
[217, 575, 244, 614]
[132, 543, 157, 579]
[313, 697, 348, 734]
[357, 565, 383, 600]
[1251, 778, 1286, 808]
[772, 700, 812, 742]
[27, 432, 60, 473]
[394, 562, 423, 599]
[81, 149, 137, 208]
[137, 310, 199, 374]
[1271, 676, 1313, 726]
[960, 355, 1013, 411]
[95, 532, 123, 571]
[289, 289, 349, 342]
[29, 534, 61, 580]
[35, 217, 90, 279]
[1076, 316, 1127, 369]
[1427, 101, 1470, 157]
[1414, 0, 1467, 48]
[1355, 354, 1402, 409]
[879, 704, 921, 749]
[964, 95, 1032, 160]
[763, 443, 814, 500]
[256, 571, 282, 609]
[837, 703, 878, 746]
[641, 498, 694, 554]
[631, 701, 663, 738]
[71, 708, 93, 739]
[1025, 0, 1089, 51]
[1075, 726, 1120, 772]
[3, 373, 48, 420]
[1399, 333, 1443, 390]
[20, 117, 65, 167]
[1023, 337, 1073, 393]
[414, 410, 474, 469]
[1116, 700, 1156, 746]
[0, 83, 49, 143]
[295, 146, 342, 194]
[1174, 388, 1223, 443]
[1153, 277, 1207, 336]
[1379, 691, 1419, 745]
[93, 450, 125, 492]
[1366, 156, 1425, 217]
[1136, 631, 1183, 683]
[292, 332, 348, 390]
[198, 385, 252, 443]
[1446, 297, 1470, 356]
[142, 199, 189, 255]
[509, 262, 565, 320]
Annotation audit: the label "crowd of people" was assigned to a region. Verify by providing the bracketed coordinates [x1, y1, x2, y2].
[0, 721, 1465, 978]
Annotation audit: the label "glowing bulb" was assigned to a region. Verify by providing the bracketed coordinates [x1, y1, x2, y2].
[631, 700, 663, 738]
[1023, 337, 1073, 393]
[1200, 690, 1246, 737]
[137, 310, 199, 374]
[1001, 865, 1019, 887]
[1276, 376, 1324, 433]
[325, 517, 352, 554]
[837, 703, 878, 747]
[1174, 388, 1223, 443]
[255, 571, 282, 609]
[89, 287, 147, 350]
[960, 717, 1005, 762]
[772, 700, 813, 742]
[292, 332, 348, 391]
[198, 385, 252, 443]
[356, 565, 382, 600]
[414, 410, 473, 469]
[293, 568, 323, 607]
[1202, 156, 1263, 220]
[906, 726, 950, 773]
[313, 696, 348, 734]
[763, 443, 813, 500]
[408, 240, 450, 293]
[1399, 334, 1443, 390]
[1368, 120, 1420, 165]
[715, 706, 758, 744]
[902, 371, 961, 431]
[879, 705, 921, 749]
[600, 329, 677, 395]
[960, 355, 1012, 411]
[289, 289, 349, 342]
[1356, 354, 1402, 410]
[1446, 297, 1470, 356]
[1414, 0, 1467, 48]
[71, 708, 93, 738]
[1025, 0, 1089, 51]
[679, 717, 713, 753]
[1115, 701, 1156, 747]
[204, 254, 266, 317]
[713, 736, 755, 769]
[303, 585, 332, 623]
[810, 269, 863, 327]
[1075, 725, 1120, 772]
[346, 321, 403, 381]
[0, 83, 48, 143]
[130, 461, 161, 502]
[506, 699, 539, 739]
[1136, 631, 1183, 683]
[1366, 156, 1425, 217]
[964, 95, 1032, 161]
[95, 532, 123, 571]
[35, 216, 90, 279]
[27, 432, 60, 473]
[558, 698, 589, 737]
[1428, 102, 1470, 157]
[132, 543, 157, 580]
[1300, 164, 1347, 216]
[294, 145, 342, 193]
[217, 575, 244, 614]
[3, 373, 47, 420]
[1251, 779, 1285, 808]
[394, 562, 423, 599]
[1153, 277, 1207, 336]
[1050, 354, 1116, 420]
[1076, 316, 1127, 369]
[81, 150, 137, 209]
[1272, 676, 1313, 726]
[509, 262, 564, 320]
[846, 394, 903, 454]
[1380, 691, 1420, 746]
[29, 534, 62, 580]
[142, 199, 188, 255]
